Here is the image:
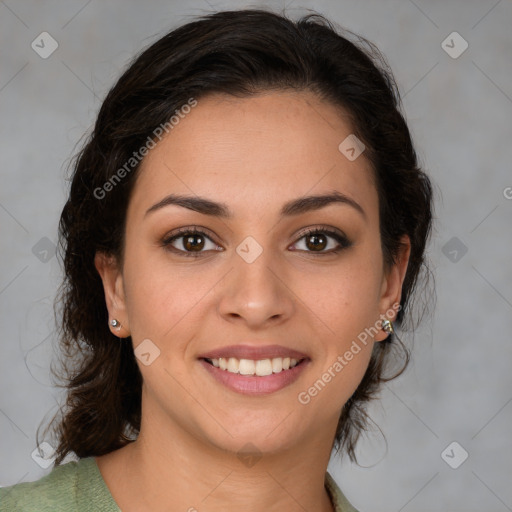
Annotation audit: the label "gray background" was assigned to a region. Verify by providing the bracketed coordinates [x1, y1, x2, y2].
[1, 1, 511, 511]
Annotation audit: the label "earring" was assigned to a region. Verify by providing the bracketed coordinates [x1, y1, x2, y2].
[110, 319, 121, 329]
[382, 319, 394, 334]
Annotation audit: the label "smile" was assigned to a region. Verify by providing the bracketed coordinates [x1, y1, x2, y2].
[200, 356, 310, 395]
[204, 356, 303, 376]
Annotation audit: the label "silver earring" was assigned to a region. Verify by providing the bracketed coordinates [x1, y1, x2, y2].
[110, 319, 121, 329]
[382, 319, 394, 334]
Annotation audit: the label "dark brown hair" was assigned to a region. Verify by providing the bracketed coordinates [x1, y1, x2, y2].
[40, 8, 434, 466]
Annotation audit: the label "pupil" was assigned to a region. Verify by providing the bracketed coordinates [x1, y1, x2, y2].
[307, 234, 326, 251]
[184, 234, 204, 251]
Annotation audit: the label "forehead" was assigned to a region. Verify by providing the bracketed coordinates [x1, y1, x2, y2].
[129, 90, 378, 222]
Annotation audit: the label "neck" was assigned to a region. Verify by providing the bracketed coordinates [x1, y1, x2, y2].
[97, 400, 337, 512]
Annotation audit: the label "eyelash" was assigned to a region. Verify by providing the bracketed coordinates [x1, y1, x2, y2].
[161, 226, 352, 258]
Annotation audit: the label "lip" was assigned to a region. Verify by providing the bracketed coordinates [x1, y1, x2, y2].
[198, 344, 309, 361]
[199, 358, 310, 395]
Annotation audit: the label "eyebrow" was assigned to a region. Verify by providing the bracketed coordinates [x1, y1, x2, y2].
[145, 190, 366, 220]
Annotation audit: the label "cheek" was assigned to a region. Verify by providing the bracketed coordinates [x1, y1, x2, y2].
[121, 246, 216, 342]
[297, 331, 374, 415]
[296, 254, 383, 338]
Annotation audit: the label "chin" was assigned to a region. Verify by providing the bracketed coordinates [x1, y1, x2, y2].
[201, 416, 305, 459]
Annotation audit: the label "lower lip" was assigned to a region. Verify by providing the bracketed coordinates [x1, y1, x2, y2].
[199, 359, 310, 395]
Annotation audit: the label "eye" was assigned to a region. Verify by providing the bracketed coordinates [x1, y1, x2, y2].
[290, 227, 352, 255]
[162, 227, 221, 258]
[161, 226, 352, 258]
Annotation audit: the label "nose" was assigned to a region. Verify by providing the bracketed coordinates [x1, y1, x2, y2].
[217, 246, 295, 329]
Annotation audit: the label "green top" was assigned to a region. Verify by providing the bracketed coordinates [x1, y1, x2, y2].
[0, 457, 358, 511]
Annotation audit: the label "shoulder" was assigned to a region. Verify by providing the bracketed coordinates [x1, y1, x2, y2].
[0, 458, 80, 511]
[0, 456, 119, 512]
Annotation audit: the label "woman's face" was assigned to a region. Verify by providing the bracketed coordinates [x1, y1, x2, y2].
[97, 90, 409, 455]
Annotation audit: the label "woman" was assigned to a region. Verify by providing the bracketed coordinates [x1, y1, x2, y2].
[0, 8, 433, 512]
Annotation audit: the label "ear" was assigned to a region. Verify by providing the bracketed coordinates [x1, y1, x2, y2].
[374, 235, 411, 342]
[94, 251, 131, 338]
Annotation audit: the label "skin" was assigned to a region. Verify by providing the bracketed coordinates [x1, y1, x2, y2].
[94, 90, 410, 512]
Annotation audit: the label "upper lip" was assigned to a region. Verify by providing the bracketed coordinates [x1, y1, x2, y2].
[199, 344, 309, 361]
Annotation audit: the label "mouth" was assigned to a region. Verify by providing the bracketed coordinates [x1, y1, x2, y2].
[198, 344, 311, 394]
[198, 345, 311, 395]
[201, 356, 308, 377]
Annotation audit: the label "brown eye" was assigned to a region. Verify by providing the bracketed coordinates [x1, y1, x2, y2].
[292, 228, 352, 255]
[162, 228, 220, 257]
[182, 233, 206, 252]
[305, 232, 328, 251]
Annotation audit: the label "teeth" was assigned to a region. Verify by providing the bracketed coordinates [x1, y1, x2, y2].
[272, 357, 283, 373]
[239, 359, 255, 375]
[255, 359, 273, 376]
[209, 356, 301, 376]
[227, 357, 239, 373]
